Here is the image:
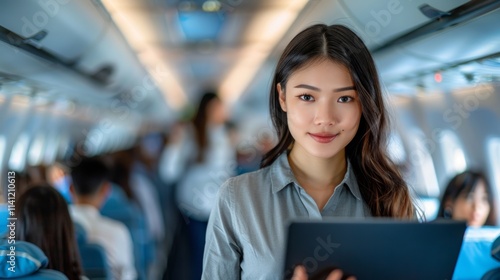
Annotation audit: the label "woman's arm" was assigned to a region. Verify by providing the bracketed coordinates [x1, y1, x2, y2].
[202, 180, 242, 279]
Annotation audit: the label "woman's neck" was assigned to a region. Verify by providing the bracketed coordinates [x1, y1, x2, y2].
[288, 147, 347, 210]
[289, 147, 347, 188]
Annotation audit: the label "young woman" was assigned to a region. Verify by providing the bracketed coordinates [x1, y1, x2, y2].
[167, 92, 236, 280]
[202, 24, 416, 279]
[15, 185, 85, 280]
[438, 170, 496, 227]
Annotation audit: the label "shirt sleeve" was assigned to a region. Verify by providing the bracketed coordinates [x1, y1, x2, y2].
[202, 179, 242, 280]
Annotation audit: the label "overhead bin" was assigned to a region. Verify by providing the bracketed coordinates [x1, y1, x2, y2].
[0, 0, 143, 91]
[73, 26, 150, 95]
[400, 8, 500, 66]
[0, 0, 170, 119]
[372, 3, 500, 83]
[339, 0, 470, 47]
[0, 0, 107, 63]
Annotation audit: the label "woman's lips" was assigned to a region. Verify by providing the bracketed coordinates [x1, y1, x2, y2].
[309, 133, 339, 143]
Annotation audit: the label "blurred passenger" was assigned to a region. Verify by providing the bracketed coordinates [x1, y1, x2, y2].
[130, 144, 167, 279]
[202, 24, 417, 279]
[15, 185, 85, 280]
[69, 157, 137, 280]
[130, 146, 165, 244]
[438, 170, 497, 227]
[235, 127, 275, 175]
[101, 151, 154, 280]
[162, 92, 236, 280]
[25, 165, 48, 185]
[46, 162, 73, 203]
[176, 92, 236, 220]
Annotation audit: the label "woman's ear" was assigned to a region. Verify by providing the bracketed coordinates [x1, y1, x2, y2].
[277, 83, 287, 112]
[443, 201, 453, 219]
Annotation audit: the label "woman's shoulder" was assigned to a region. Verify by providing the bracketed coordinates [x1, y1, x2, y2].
[221, 166, 273, 195]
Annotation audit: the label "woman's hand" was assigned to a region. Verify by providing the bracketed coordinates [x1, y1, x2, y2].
[291, 265, 356, 280]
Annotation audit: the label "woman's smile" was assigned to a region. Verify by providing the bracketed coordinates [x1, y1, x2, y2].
[308, 132, 339, 143]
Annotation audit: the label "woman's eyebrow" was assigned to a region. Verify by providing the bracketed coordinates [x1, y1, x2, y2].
[294, 84, 320, 91]
[293, 84, 355, 92]
[333, 86, 356, 92]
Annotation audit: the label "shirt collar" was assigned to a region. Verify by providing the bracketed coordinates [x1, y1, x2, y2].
[70, 204, 101, 218]
[270, 152, 298, 194]
[270, 152, 362, 200]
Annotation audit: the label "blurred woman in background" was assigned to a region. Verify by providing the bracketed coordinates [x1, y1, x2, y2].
[438, 170, 497, 227]
[162, 92, 236, 280]
[16, 185, 85, 280]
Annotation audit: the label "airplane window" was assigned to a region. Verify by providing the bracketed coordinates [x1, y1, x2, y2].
[43, 134, 59, 164]
[0, 136, 5, 169]
[8, 133, 29, 172]
[57, 134, 70, 160]
[407, 132, 441, 220]
[487, 137, 500, 194]
[387, 131, 407, 164]
[439, 130, 467, 177]
[409, 130, 440, 197]
[27, 134, 46, 166]
[83, 129, 102, 157]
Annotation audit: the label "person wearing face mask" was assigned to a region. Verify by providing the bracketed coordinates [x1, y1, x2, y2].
[437, 170, 496, 227]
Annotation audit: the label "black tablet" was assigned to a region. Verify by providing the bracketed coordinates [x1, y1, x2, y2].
[284, 219, 466, 280]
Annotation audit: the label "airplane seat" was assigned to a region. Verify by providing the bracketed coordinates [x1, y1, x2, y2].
[0, 204, 8, 236]
[482, 235, 500, 279]
[0, 239, 68, 280]
[415, 196, 440, 221]
[453, 227, 500, 280]
[481, 267, 500, 280]
[100, 183, 152, 280]
[74, 222, 112, 280]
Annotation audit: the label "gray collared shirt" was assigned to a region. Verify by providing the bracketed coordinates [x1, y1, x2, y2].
[202, 152, 371, 280]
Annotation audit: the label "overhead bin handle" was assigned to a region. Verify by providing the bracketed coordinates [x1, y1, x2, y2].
[418, 4, 451, 20]
[22, 30, 48, 49]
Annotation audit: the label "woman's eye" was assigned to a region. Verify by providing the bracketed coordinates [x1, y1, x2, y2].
[299, 94, 314, 101]
[338, 96, 353, 103]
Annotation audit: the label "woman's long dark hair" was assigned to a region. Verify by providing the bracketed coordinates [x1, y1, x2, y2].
[193, 92, 220, 162]
[15, 185, 83, 280]
[261, 24, 415, 218]
[437, 171, 497, 225]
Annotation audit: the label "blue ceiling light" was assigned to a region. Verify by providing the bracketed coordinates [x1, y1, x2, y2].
[177, 3, 225, 42]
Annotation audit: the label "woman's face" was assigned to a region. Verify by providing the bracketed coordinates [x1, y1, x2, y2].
[207, 98, 227, 125]
[278, 59, 362, 160]
[452, 180, 491, 227]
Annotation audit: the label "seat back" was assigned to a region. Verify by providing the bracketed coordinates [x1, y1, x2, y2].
[482, 268, 500, 280]
[79, 243, 110, 280]
[453, 227, 500, 280]
[101, 184, 152, 279]
[74, 222, 112, 280]
[0, 204, 9, 236]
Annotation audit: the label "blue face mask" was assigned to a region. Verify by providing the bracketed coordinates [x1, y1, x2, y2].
[53, 175, 73, 203]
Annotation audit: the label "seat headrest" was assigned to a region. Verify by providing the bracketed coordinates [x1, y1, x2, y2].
[0, 239, 48, 278]
[74, 222, 87, 244]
